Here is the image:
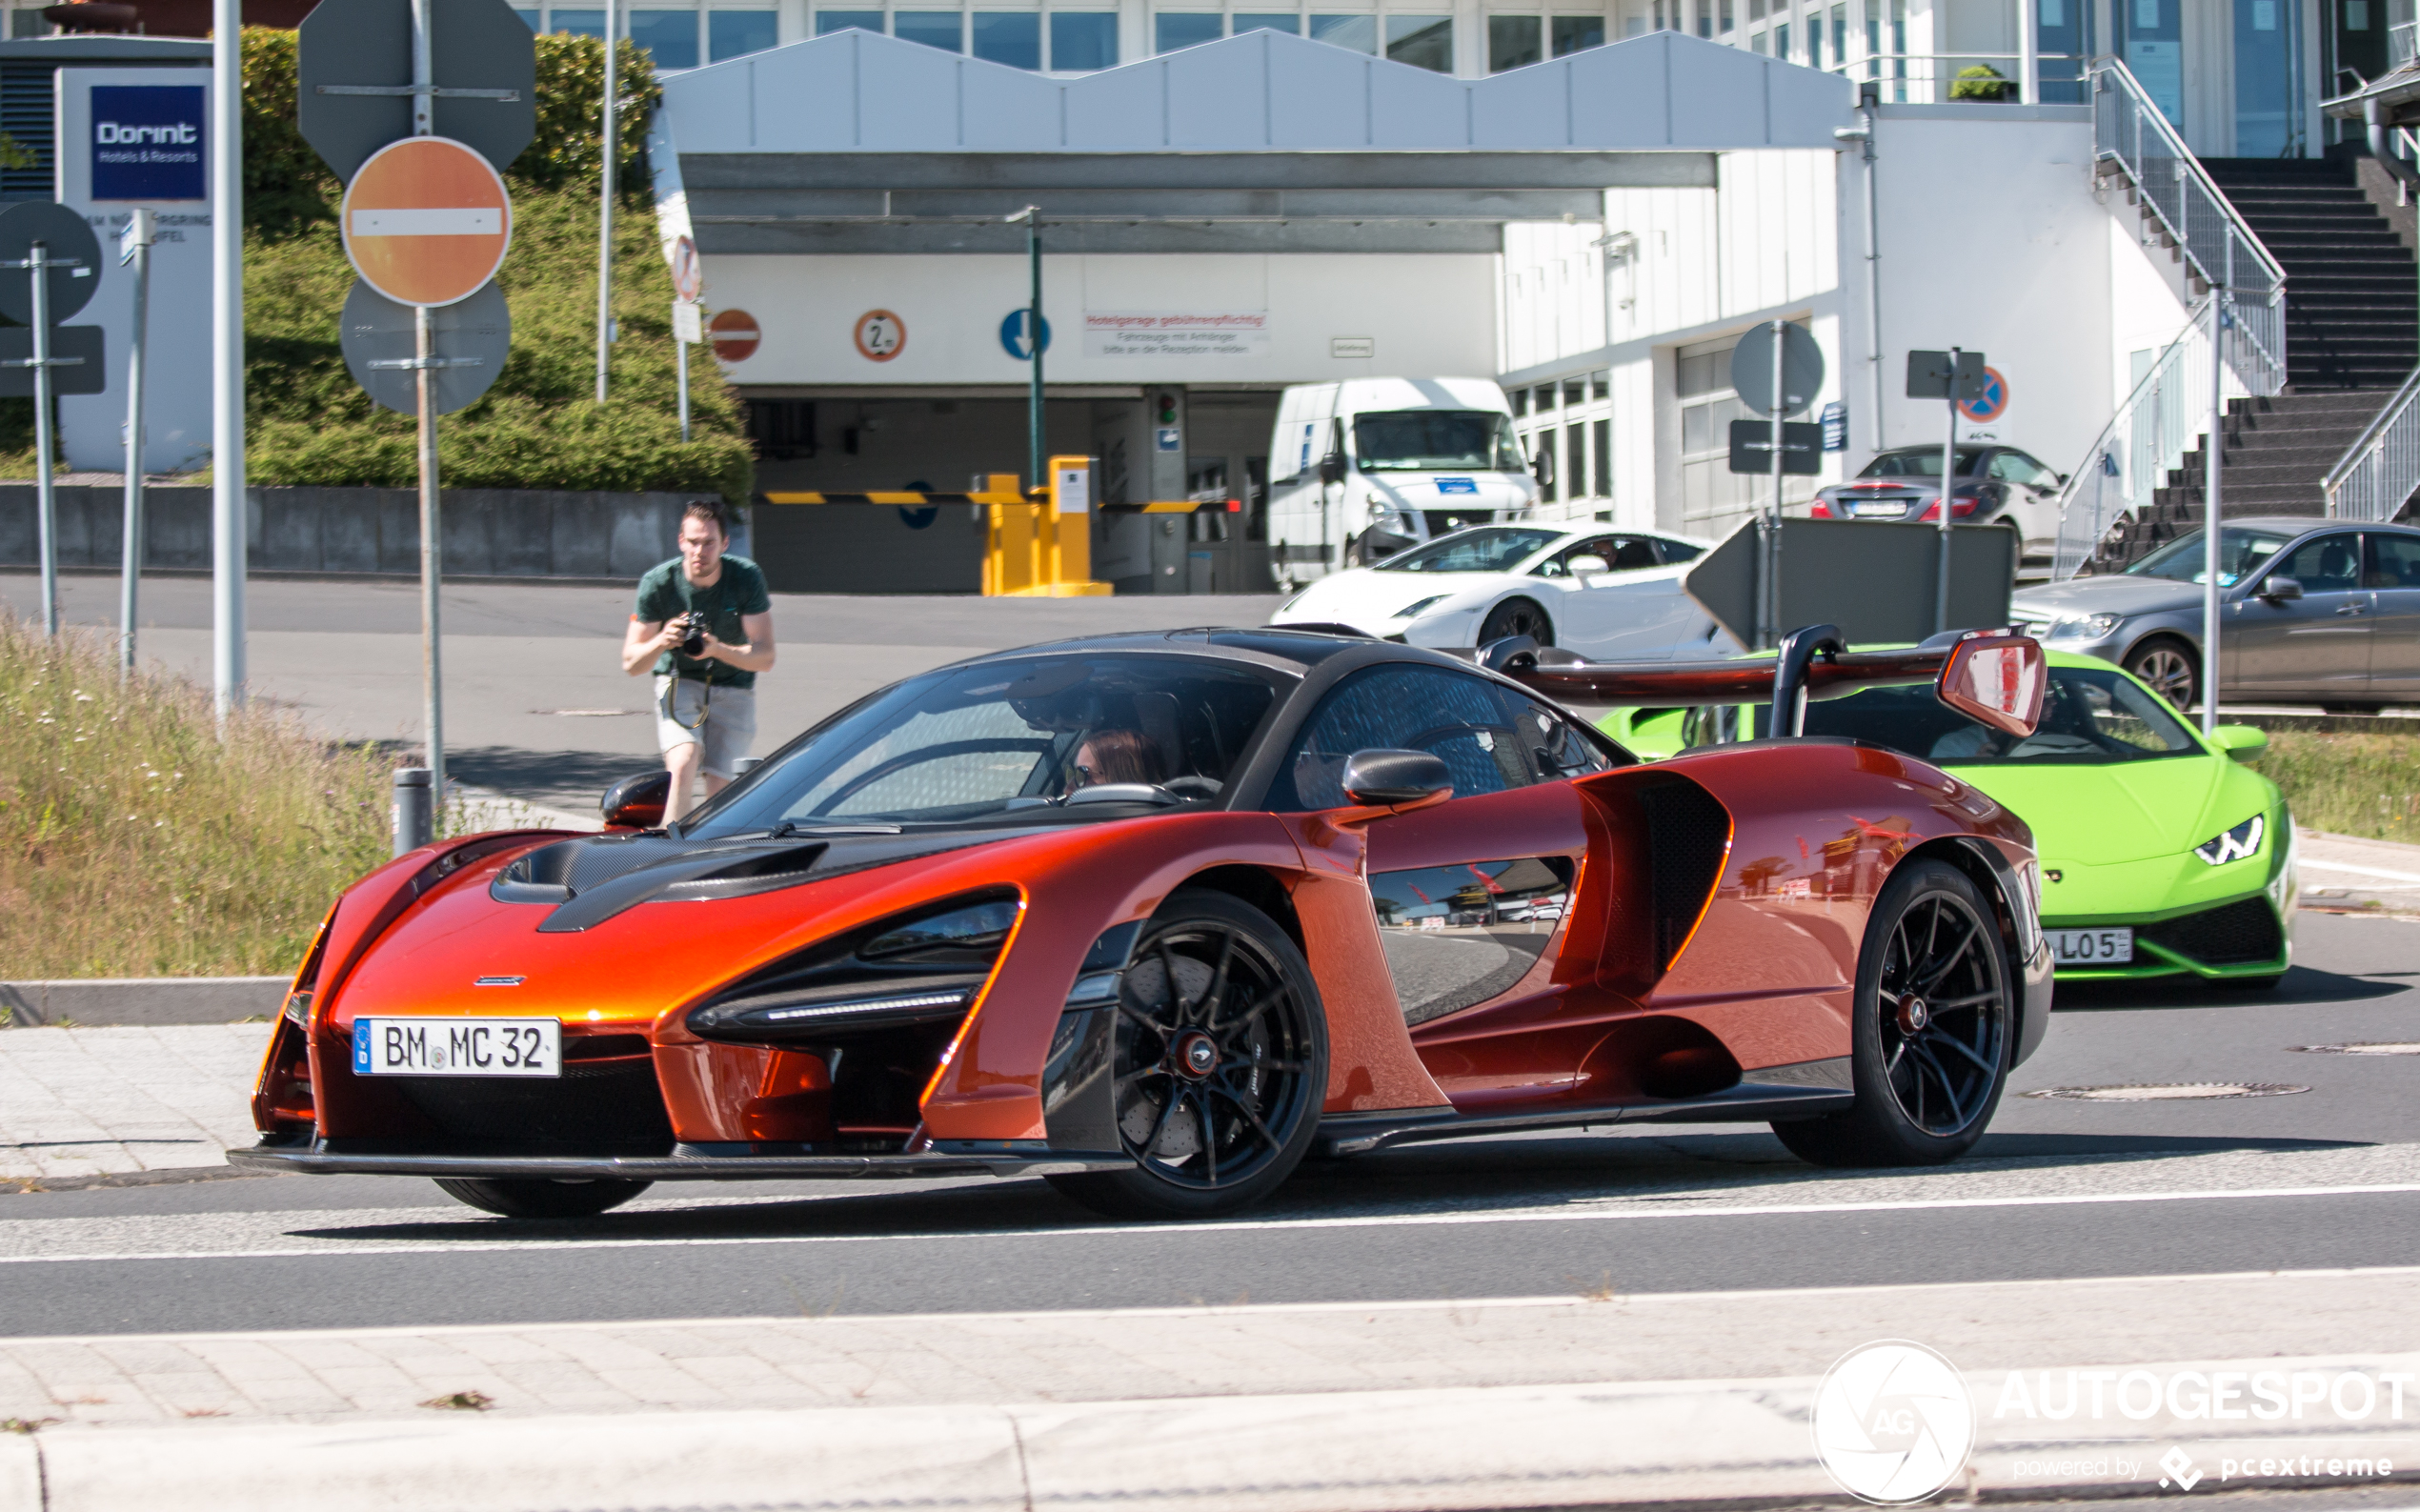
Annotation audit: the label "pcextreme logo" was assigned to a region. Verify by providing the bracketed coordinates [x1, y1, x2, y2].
[1811, 1341, 1978, 1503]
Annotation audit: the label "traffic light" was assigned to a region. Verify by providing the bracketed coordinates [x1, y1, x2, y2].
[1157, 393, 1178, 424]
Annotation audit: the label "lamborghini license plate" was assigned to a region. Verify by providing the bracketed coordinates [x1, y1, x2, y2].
[353, 1018, 560, 1077]
[2048, 928, 2132, 965]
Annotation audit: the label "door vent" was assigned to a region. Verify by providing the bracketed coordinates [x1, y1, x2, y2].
[1639, 777, 1731, 971]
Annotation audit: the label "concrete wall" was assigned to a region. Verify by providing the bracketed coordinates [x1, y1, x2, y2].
[0, 487, 720, 579]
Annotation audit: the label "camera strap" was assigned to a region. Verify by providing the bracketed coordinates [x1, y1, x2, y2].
[661, 669, 713, 732]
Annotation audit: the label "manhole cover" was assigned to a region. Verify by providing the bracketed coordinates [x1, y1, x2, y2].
[2289, 1042, 2420, 1056]
[2022, 1082, 2309, 1101]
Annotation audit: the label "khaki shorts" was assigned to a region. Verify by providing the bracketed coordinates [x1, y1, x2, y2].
[655, 675, 757, 779]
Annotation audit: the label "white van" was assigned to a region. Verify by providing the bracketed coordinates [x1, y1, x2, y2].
[1265, 377, 1538, 590]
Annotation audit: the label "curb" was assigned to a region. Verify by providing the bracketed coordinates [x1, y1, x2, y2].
[5, 1364, 2417, 1512]
[0, 978, 285, 1029]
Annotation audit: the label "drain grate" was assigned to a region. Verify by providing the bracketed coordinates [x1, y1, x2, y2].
[2022, 1082, 2309, 1101]
[2289, 1042, 2420, 1056]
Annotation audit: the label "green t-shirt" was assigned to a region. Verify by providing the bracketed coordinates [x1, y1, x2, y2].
[635, 555, 772, 689]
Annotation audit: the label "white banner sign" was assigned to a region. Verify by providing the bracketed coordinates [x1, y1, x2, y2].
[1084, 312, 1269, 358]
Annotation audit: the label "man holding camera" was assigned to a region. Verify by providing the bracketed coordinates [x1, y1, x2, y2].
[622, 500, 776, 820]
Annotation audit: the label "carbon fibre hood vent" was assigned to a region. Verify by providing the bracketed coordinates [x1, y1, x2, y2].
[490, 831, 992, 933]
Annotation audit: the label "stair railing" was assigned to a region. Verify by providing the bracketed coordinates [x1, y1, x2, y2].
[2322, 365, 2420, 522]
[2047, 293, 2223, 580]
[2090, 58, 2289, 397]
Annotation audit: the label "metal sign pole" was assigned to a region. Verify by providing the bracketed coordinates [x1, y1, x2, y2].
[595, 0, 615, 403]
[212, 0, 246, 721]
[119, 210, 152, 678]
[413, 0, 445, 819]
[676, 315, 690, 441]
[2202, 291, 2224, 734]
[1764, 316, 1785, 650]
[29, 239, 55, 637]
[1937, 346, 1960, 635]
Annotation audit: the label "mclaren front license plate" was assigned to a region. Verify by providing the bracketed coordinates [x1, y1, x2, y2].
[2048, 928, 2132, 965]
[353, 1018, 560, 1077]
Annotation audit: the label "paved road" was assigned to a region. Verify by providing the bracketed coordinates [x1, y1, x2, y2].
[0, 574, 1286, 811]
[5, 910, 2415, 1339]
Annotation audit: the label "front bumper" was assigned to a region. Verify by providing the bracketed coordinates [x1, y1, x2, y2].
[2046, 892, 2290, 980]
[227, 1136, 1129, 1182]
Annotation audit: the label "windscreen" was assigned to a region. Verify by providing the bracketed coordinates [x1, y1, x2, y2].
[1858, 447, 1989, 479]
[1351, 410, 1524, 472]
[684, 655, 1286, 834]
[1708, 664, 2198, 764]
[1373, 527, 1564, 574]
[2125, 527, 2295, 587]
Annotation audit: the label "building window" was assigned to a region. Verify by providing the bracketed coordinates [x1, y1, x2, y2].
[1549, 13, 1603, 52]
[628, 8, 702, 67]
[1562, 374, 1584, 406]
[973, 10, 1042, 65]
[1565, 425, 1586, 500]
[1541, 426, 1562, 503]
[1678, 336, 1759, 533]
[1234, 11, 1301, 30]
[895, 10, 965, 48]
[1385, 12, 1452, 69]
[547, 7, 606, 34]
[1050, 10, 1119, 66]
[1590, 368, 1609, 400]
[1157, 10, 1223, 49]
[817, 7, 884, 28]
[709, 8, 778, 55]
[1310, 13, 1378, 51]
[1591, 417, 1610, 497]
[1510, 386, 1529, 417]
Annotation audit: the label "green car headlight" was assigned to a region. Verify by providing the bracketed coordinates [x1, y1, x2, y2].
[2192, 815, 2264, 866]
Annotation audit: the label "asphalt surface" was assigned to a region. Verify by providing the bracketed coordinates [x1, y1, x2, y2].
[5, 909, 2416, 1340]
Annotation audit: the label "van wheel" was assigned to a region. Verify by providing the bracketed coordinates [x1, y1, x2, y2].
[1479, 598, 1553, 647]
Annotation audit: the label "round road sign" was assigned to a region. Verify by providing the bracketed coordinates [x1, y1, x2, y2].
[341, 135, 513, 309]
[709, 308, 760, 363]
[0, 202, 104, 325]
[1957, 367, 2009, 423]
[998, 308, 1051, 360]
[854, 309, 905, 362]
[339, 276, 512, 416]
[1730, 319, 1825, 419]
[670, 234, 703, 303]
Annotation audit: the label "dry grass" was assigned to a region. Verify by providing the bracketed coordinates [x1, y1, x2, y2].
[0, 610, 392, 979]
[2250, 724, 2420, 844]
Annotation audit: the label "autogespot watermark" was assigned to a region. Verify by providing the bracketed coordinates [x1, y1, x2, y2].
[1815, 1344, 2409, 1501]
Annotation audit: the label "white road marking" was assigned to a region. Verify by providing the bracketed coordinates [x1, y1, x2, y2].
[4, 1179, 2416, 1267]
[2302, 857, 2420, 884]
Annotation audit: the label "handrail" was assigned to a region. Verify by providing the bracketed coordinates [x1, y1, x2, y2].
[2089, 57, 2289, 396]
[2046, 293, 2222, 580]
[2323, 364, 2420, 522]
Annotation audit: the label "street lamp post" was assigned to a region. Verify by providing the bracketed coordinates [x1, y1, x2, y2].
[1007, 205, 1042, 493]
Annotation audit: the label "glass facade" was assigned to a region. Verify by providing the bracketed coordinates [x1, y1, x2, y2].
[1386, 12, 1454, 68]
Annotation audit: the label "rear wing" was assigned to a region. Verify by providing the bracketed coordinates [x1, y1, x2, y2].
[1486, 623, 2047, 739]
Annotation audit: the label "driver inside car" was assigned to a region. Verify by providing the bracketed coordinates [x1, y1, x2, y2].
[1072, 728, 1164, 789]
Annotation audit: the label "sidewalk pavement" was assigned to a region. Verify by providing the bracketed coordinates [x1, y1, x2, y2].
[2299, 829, 2420, 917]
[0, 1025, 268, 1186]
[6, 1270, 2420, 1510]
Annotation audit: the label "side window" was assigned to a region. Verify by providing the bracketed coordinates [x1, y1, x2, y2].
[2365, 533, 2420, 589]
[1605, 536, 1659, 571]
[2276, 533, 2363, 594]
[1516, 698, 1615, 779]
[1534, 536, 1613, 578]
[1987, 452, 2054, 486]
[1657, 539, 1704, 564]
[1273, 665, 1528, 811]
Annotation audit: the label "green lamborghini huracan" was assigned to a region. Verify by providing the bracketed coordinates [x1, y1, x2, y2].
[1603, 650, 2296, 987]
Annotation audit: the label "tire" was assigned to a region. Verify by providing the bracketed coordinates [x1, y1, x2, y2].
[433, 1177, 653, 1219]
[1771, 859, 2013, 1168]
[1479, 598, 1553, 647]
[2123, 636, 2199, 712]
[1047, 890, 1328, 1220]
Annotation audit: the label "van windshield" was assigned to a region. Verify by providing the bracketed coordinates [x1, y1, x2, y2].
[1352, 410, 1523, 473]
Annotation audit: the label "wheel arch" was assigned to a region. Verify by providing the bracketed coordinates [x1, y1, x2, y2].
[1163, 863, 1307, 955]
[1898, 835, 2050, 1067]
[1482, 594, 1556, 645]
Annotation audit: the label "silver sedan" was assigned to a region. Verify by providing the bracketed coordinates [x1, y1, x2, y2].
[2008, 515, 2420, 710]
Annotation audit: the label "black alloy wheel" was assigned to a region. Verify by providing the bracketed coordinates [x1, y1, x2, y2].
[434, 1177, 653, 1219]
[2123, 637, 2198, 712]
[1772, 859, 2011, 1167]
[1048, 890, 1327, 1220]
[1479, 598, 1553, 647]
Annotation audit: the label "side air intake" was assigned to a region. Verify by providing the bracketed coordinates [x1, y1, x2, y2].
[1638, 777, 1731, 972]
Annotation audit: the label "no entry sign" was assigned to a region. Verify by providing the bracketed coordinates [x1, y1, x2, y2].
[709, 308, 760, 362]
[341, 135, 512, 308]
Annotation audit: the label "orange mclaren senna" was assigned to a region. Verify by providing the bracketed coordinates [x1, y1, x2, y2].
[234, 624, 2055, 1220]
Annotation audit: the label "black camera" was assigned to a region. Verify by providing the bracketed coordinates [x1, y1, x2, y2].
[672, 612, 708, 658]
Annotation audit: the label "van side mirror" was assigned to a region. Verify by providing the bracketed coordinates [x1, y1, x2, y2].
[2055, 473, 2069, 488]
[601, 769, 671, 830]
[2257, 575, 2303, 603]
[1531, 445, 1554, 486]
[1318, 452, 1348, 485]
[1339, 748, 1454, 811]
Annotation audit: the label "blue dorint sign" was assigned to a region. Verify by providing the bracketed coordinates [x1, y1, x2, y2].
[91, 86, 207, 201]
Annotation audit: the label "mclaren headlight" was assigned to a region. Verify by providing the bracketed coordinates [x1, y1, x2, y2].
[686, 894, 1020, 1043]
[2193, 815, 2264, 867]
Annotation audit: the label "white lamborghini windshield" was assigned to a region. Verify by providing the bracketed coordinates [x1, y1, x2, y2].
[1373, 527, 1564, 574]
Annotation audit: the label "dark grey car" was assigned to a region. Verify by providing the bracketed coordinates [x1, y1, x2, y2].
[2008, 516, 2420, 710]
